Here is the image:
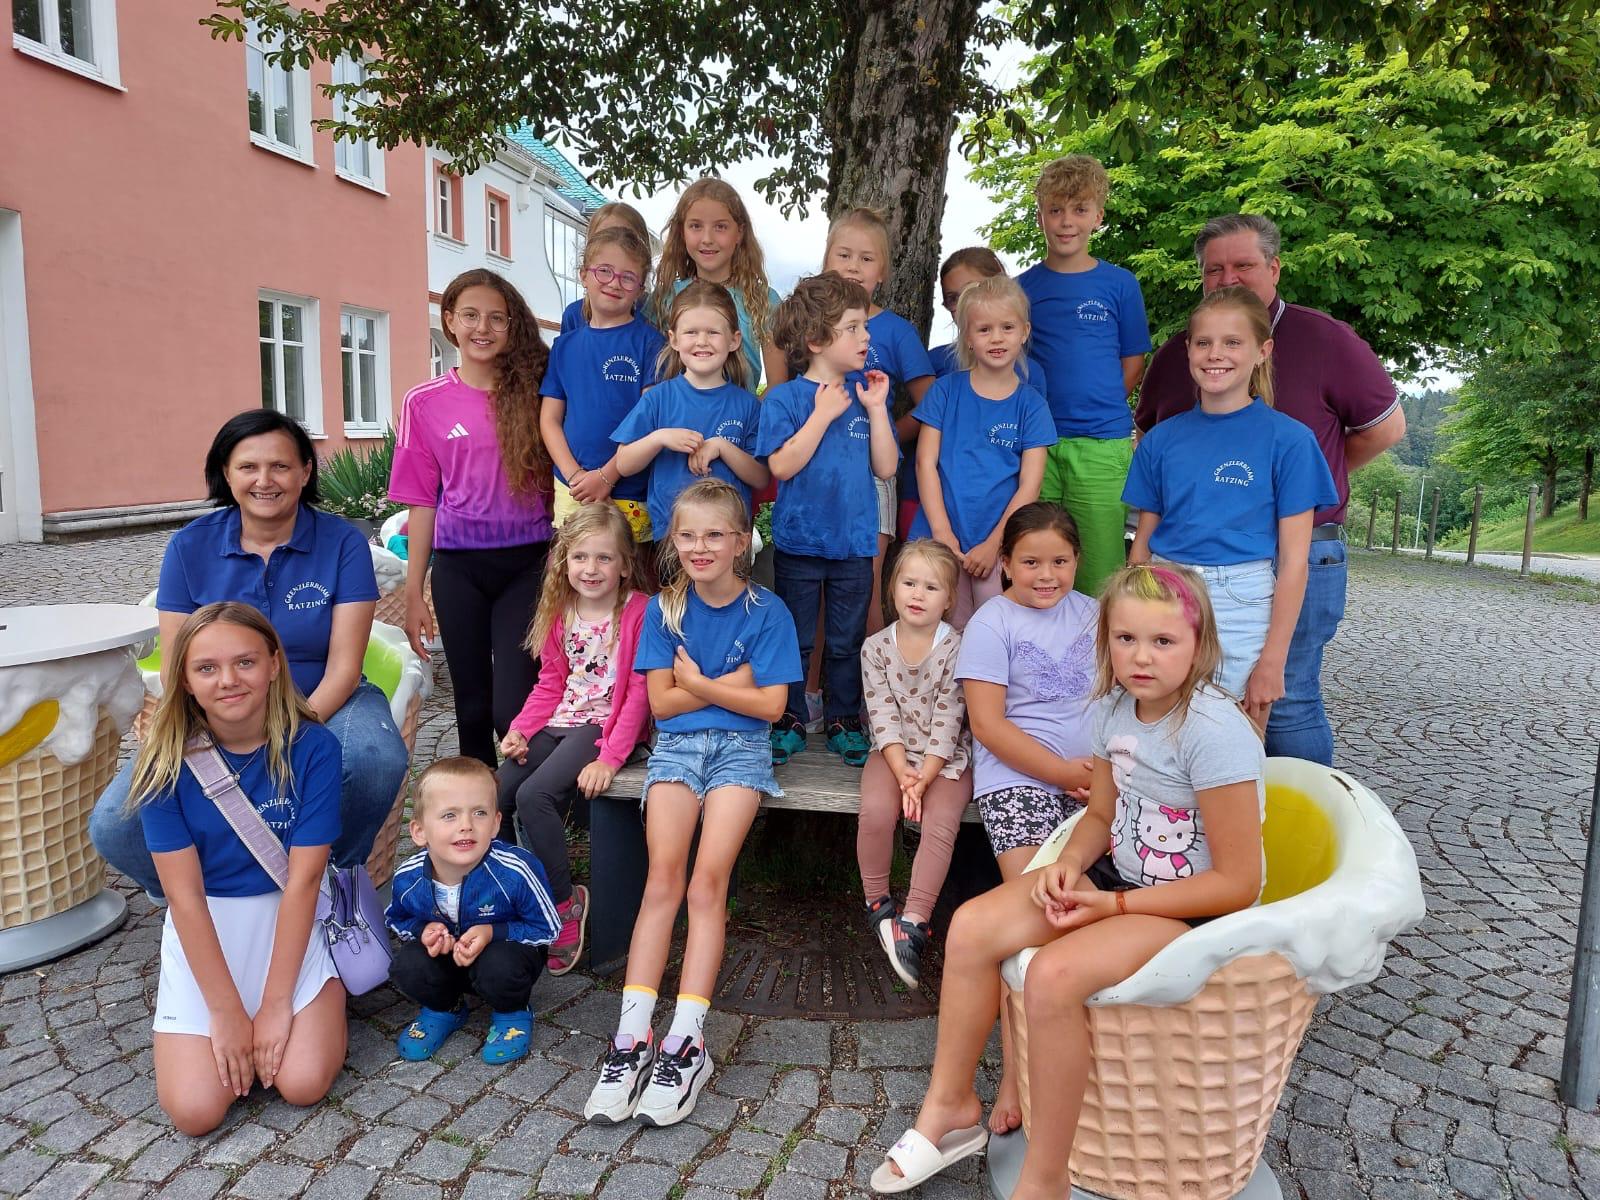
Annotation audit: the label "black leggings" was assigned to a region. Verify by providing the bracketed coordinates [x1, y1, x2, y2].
[392, 938, 545, 1013]
[430, 542, 548, 766]
[495, 724, 601, 904]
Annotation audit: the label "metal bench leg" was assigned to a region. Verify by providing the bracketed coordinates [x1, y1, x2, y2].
[589, 793, 648, 976]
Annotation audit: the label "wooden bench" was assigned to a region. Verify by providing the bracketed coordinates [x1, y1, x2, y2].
[587, 734, 995, 974]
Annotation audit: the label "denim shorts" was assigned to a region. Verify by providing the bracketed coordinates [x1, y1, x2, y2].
[1156, 556, 1274, 699]
[643, 729, 783, 806]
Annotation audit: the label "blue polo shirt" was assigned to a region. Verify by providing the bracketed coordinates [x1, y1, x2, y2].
[610, 375, 764, 535]
[755, 374, 894, 560]
[540, 317, 665, 502]
[636, 586, 802, 733]
[156, 505, 379, 696]
[141, 722, 342, 897]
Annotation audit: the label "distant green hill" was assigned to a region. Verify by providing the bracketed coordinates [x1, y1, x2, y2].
[1437, 495, 1600, 554]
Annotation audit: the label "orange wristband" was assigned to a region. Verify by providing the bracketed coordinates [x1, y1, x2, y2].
[1115, 890, 1128, 916]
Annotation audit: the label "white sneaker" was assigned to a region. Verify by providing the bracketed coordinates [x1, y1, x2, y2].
[583, 1035, 656, 1124]
[635, 1035, 713, 1127]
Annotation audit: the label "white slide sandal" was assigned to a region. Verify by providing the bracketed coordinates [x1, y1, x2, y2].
[869, 1123, 990, 1193]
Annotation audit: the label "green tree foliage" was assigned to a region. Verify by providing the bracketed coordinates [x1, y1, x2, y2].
[1442, 351, 1600, 517]
[1390, 390, 1454, 470]
[976, 45, 1600, 372]
[203, 1, 1597, 335]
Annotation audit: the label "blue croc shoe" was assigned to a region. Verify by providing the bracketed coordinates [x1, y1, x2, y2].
[770, 715, 807, 766]
[397, 1001, 468, 1061]
[483, 1009, 533, 1064]
[826, 719, 871, 768]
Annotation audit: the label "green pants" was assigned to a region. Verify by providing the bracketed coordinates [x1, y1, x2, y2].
[1039, 435, 1132, 598]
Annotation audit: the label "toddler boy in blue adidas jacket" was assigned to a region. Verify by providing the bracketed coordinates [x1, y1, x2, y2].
[386, 757, 560, 1064]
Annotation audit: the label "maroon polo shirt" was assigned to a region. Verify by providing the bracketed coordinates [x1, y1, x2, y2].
[1134, 298, 1398, 525]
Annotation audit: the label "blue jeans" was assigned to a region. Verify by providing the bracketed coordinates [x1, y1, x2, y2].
[1162, 558, 1275, 699]
[1265, 538, 1347, 765]
[89, 681, 409, 897]
[773, 550, 873, 723]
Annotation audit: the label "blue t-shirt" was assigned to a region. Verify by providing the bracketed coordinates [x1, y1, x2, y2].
[755, 375, 892, 560]
[559, 297, 649, 335]
[156, 506, 379, 697]
[866, 310, 935, 387]
[611, 375, 764, 536]
[1122, 399, 1339, 564]
[670, 278, 780, 391]
[1017, 260, 1152, 440]
[140, 722, 342, 898]
[540, 318, 665, 502]
[909, 373, 1057, 552]
[636, 586, 802, 732]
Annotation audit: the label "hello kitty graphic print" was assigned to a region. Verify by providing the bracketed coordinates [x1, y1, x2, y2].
[1095, 687, 1267, 892]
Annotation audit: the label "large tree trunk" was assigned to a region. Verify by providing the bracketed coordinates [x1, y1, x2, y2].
[821, 0, 982, 344]
[1582, 446, 1594, 520]
[1542, 449, 1559, 518]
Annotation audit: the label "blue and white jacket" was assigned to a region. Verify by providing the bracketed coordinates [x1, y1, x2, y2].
[386, 841, 560, 947]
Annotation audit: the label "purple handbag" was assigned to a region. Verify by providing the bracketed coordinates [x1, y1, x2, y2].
[185, 734, 393, 995]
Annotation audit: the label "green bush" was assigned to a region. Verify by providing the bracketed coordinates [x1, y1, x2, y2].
[320, 429, 402, 523]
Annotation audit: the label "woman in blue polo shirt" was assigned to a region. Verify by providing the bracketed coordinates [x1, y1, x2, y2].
[89, 410, 408, 898]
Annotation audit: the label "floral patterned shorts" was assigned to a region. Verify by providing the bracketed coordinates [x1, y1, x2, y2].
[977, 785, 1083, 857]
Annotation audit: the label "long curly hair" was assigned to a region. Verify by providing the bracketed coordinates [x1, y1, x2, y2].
[441, 269, 552, 495]
[650, 178, 773, 347]
[524, 502, 639, 655]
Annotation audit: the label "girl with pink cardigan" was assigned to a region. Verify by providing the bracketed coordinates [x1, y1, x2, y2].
[498, 505, 652, 973]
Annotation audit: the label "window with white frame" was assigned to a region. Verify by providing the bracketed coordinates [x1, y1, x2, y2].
[259, 292, 321, 432]
[246, 20, 312, 160]
[430, 328, 456, 378]
[545, 211, 584, 308]
[340, 306, 389, 434]
[433, 162, 464, 240]
[332, 55, 384, 190]
[486, 189, 511, 258]
[11, 0, 121, 86]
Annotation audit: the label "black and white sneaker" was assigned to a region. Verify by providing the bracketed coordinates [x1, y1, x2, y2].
[878, 915, 929, 988]
[634, 1035, 713, 1126]
[583, 1035, 656, 1123]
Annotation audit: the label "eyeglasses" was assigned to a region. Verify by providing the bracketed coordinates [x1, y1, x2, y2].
[941, 292, 963, 311]
[452, 308, 509, 332]
[672, 530, 730, 551]
[584, 264, 644, 293]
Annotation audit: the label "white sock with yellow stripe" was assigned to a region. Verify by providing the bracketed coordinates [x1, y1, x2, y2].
[664, 993, 711, 1051]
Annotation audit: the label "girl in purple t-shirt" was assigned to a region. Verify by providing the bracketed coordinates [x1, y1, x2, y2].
[389, 269, 554, 766]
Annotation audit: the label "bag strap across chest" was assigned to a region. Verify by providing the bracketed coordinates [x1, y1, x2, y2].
[183, 732, 291, 890]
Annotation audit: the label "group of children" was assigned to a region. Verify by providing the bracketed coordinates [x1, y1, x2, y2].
[133, 153, 1337, 1196]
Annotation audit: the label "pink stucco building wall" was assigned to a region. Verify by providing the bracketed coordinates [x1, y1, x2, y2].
[0, 3, 427, 525]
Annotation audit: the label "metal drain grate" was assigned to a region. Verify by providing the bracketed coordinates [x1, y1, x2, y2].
[713, 936, 938, 1018]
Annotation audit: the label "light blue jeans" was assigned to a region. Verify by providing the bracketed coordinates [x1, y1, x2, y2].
[1265, 537, 1347, 765]
[88, 681, 409, 897]
[1161, 557, 1275, 700]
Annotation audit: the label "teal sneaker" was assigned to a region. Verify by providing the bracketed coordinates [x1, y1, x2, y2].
[770, 715, 807, 765]
[482, 1009, 533, 1064]
[397, 1001, 469, 1061]
[826, 719, 871, 768]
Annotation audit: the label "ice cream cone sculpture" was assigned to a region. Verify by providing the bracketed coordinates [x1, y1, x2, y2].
[999, 758, 1426, 1200]
[0, 648, 145, 927]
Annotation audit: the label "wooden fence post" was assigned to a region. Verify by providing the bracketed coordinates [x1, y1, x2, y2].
[1390, 490, 1403, 554]
[1466, 485, 1483, 566]
[1365, 493, 1378, 550]
[1425, 489, 1441, 559]
[1520, 484, 1540, 577]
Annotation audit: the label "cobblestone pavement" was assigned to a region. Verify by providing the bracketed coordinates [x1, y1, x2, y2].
[2, 535, 1599, 1199]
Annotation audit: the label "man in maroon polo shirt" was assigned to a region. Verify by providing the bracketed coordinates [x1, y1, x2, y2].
[1135, 214, 1406, 765]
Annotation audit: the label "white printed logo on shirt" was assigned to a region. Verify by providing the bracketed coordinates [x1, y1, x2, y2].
[446, 422, 470, 439]
[713, 417, 746, 440]
[602, 354, 642, 383]
[723, 638, 748, 670]
[1213, 459, 1255, 488]
[284, 580, 332, 611]
[847, 415, 870, 441]
[1075, 300, 1112, 323]
[987, 421, 1020, 450]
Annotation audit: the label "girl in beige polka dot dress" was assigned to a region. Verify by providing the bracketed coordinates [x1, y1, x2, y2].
[857, 540, 974, 987]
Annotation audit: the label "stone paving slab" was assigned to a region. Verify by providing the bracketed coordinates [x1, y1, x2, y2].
[3, 535, 1599, 1197]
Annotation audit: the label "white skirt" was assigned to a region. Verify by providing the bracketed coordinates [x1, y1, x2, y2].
[153, 892, 340, 1037]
